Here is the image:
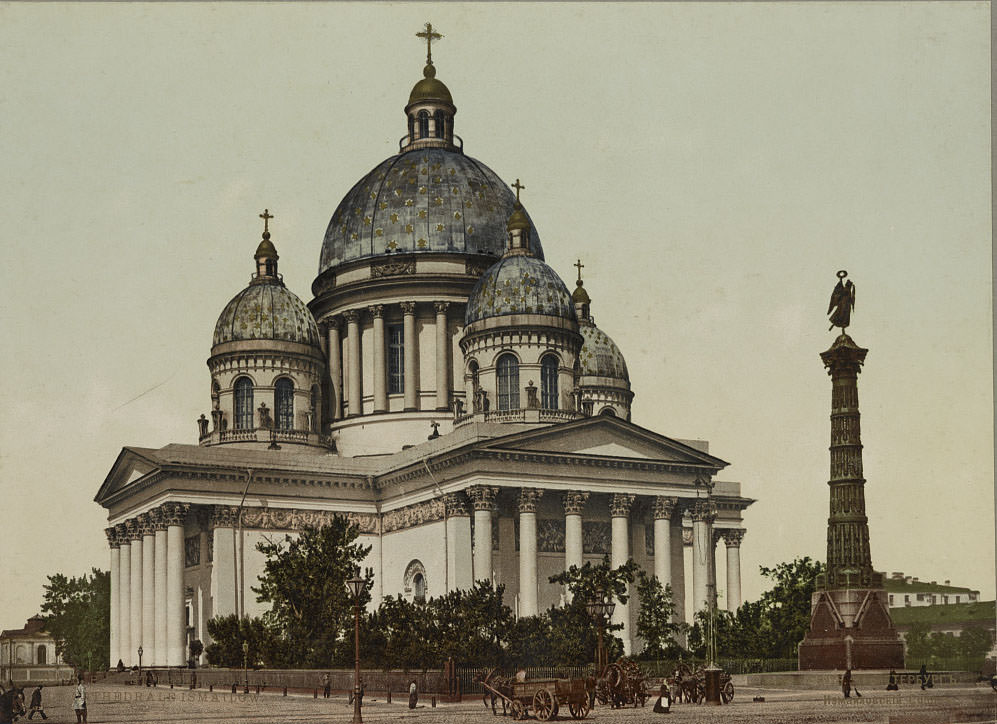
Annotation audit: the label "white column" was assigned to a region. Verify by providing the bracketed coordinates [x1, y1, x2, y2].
[468, 486, 498, 583]
[127, 520, 143, 664]
[444, 494, 472, 592]
[117, 525, 132, 667]
[434, 302, 450, 411]
[106, 528, 120, 668]
[610, 494, 635, 655]
[153, 523, 168, 666]
[562, 491, 588, 602]
[517, 489, 543, 617]
[163, 502, 189, 666]
[140, 514, 156, 668]
[210, 507, 238, 619]
[723, 530, 744, 612]
[401, 302, 419, 410]
[326, 318, 343, 421]
[690, 500, 715, 615]
[370, 305, 387, 412]
[652, 497, 678, 591]
[344, 310, 362, 417]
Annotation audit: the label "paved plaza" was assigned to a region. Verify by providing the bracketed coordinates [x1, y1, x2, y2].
[14, 682, 995, 724]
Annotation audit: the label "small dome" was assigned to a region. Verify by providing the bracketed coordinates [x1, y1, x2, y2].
[571, 278, 590, 305]
[465, 254, 576, 324]
[255, 234, 277, 260]
[408, 63, 453, 106]
[578, 322, 629, 382]
[213, 280, 320, 348]
[507, 204, 530, 232]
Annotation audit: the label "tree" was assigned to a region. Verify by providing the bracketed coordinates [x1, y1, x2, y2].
[958, 625, 993, 660]
[757, 557, 824, 658]
[41, 568, 110, 671]
[634, 571, 685, 659]
[204, 615, 273, 668]
[252, 518, 374, 668]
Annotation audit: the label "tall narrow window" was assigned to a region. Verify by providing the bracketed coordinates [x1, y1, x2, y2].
[468, 360, 479, 390]
[541, 355, 559, 409]
[388, 324, 405, 395]
[418, 111, 430, 139]
[408, 114, 415, 140]
[496, 354, 520, 411]
[234, 377, 254, 430]
[275, 378, 294, 431]
[434, 110, 445, 139]
[36, 645, 46, 665]
[413, 573, 426, 603]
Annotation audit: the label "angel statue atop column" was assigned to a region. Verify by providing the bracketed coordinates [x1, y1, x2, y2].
[827, 270, 856, 331]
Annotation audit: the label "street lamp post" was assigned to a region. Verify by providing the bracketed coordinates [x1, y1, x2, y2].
[137, 646, 143, 681]
[242, 641, 249, 694]
[346, 575, 365, 724]
[585, 590, 616, 675]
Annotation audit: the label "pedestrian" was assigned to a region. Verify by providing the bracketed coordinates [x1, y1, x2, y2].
[919, 663, 928, 690]
[26, 685, 46, 720]
[322, 672, 331, 699]
[408, 680, 418, 709]
[886, 669, 898, 691]
[841, 668, 852, 698]
[72, 675, 87, 724]
[652, 683, 670, 714]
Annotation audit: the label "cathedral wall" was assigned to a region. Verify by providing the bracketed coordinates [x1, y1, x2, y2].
[380, 520, 447, 602]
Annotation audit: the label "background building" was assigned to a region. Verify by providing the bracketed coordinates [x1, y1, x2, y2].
[0, 615, 73, 684]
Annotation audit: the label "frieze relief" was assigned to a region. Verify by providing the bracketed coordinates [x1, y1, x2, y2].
[511, 518, 608, 553]
[382, 499, 444, 533]
[237, 508, 380, 534]
[371, 258, 416, 278]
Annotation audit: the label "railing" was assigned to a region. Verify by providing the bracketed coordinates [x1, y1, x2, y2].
[398, 134, 464, 153]
[219, 428, 258, 442]
[539, 409, 582, 423]
[211, 428, 322, 444]
[454, 408, 584, 427]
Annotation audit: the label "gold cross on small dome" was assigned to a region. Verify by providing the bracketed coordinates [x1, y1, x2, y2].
[511, 179, 525, 202]
[416, 22, 443, 64]
[259, 209, 273, 234]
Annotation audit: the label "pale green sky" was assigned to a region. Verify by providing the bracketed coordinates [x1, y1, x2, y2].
[0, 3, 991, 626]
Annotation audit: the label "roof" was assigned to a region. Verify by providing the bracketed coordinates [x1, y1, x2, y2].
[465, 253, 575, 324]
[884, 579, 977, 594]
[1, 615, 48, 639]
[212, 278, 320, 348]
[890, 601, 996, 628]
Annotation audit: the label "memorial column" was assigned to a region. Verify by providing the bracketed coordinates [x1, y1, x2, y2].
[401, 302, 419, 410]
[106, 528, 120, 668]
[344, 310, 362, 417]
[467, 486, 499, 583]
[370, 305, 387, 412]
[610, 493, 635, 655]
[722, 530, 744, 612]
[518, 489, 543, 617]
[434, 302, 450, 411]
[153, 511, 169, 666]
[139, 512, 156, 668]
[163, 502, 189, 666]
[116, 523, 131, 666]
[326, 318, 343, 421]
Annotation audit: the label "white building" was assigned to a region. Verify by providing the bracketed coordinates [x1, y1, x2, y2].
[95, 31, 754, 668]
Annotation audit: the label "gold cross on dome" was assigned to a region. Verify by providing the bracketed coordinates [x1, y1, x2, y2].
[574, 259, 584, 282]
[259, 209, 273, 234]
[416, 22, 443, 64]
[511, 178, 525, 202]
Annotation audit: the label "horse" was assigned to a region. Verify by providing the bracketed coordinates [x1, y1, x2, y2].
[0, 686, 25, 724]
[475, 668, 512, 716]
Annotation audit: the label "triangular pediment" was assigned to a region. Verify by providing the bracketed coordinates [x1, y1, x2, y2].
[480, 416, 728, 468]
[93, 447, 162, 505]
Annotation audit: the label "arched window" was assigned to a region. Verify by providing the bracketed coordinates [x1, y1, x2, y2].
[496, 354, 520, 410]
[413, 573, 426, 603]
[468, 360, 479, 390]
[599, 406, 617, 417]
[541, 355, 559, 409]
[36, 644, 47, 664]
[434, 110, 445, 139]
[418, 110, 430, 139]
[275, 378, 294, 431]
[404, 559, 427, 603]
[408, 113, 415, 140]
[234, 377, 254, 430]
[15, 645, 25, 664]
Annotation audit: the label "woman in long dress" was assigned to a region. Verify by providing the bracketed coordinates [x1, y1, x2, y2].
[73, 676, 87, 723]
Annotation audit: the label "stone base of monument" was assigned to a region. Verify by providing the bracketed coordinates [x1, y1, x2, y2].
[798, 587, 905, 671]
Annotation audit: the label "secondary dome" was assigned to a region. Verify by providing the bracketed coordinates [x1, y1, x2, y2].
[318, 149, 545, 273]
[578, 322, 629, 381]
[465, 254, 575, 324]
[213, 283, 320, 348]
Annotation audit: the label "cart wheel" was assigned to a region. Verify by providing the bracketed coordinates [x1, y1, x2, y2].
[722, 681, 734, 704]
[533, 688, 555, 721]
[511, 700, 526, 720]
[569, 699, 590, 719]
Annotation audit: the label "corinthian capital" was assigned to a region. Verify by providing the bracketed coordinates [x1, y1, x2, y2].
[159, 502, 190, 527]
[105, 527, 120, 549]
[722, 529, 745, 548]
[652, 496, 679, 521]
[368, 304, 384, 318]
[690, 499, 717, 524]
[609, 493, 635, 518]
[466, 485, 499, 512]
[443, 492, 470, 517]
[561, 491, 589, 516]
[434, 301, 450, 315]
[343, 309, 360, 324]
[124, 518, 142, 542]
[210, 505, 240, 529]
[518, 488, 544, 514]
[400, 301, 417, 315]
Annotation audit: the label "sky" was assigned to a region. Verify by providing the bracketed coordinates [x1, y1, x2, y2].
[0, 3, 992, 628]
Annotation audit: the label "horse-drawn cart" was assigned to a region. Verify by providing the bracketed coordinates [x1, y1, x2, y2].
[481, 676, 591, 721]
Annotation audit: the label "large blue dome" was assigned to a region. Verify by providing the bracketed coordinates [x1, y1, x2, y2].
[319, 149, 544, 273]
[465, 254, 575, 325]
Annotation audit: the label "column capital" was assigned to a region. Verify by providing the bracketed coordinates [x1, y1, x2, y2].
[114, 522, 129, 542]
[518, 488, 544, 514]
[442, 492, 470, 517]
[159, 502, 190, 527]
[400, 301, 417, 315]
[721, 529, 745, 548]
[105, 527, 121, 548]
[209, 505, 240, 529]
[124, 518, 142, 542]
[609, 493, 635, 518]
[343, 309, 361, 324]
[690, 499, 717, 524]
[368, 304, 385, 318]
[321, 316, 341, 332]
[712, 528, 724, 546]
[561, 490, 589, 516]
[136, 512, 155, 537]
[433, 301, 450, 315]
[467, 485, 499, 512]
[652, 496, 680, 521]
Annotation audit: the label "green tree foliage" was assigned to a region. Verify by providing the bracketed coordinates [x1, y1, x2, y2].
[634, 571, 686, 659]
[958, 625, 993, 659]
[204, 615, 273, 668]
[41, 568, 110, 671]
[549, 557, 639, 607]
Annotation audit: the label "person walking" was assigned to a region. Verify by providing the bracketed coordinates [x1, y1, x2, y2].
[408, 680, 418, 709]
[841, 669, 852, 698]
[652, 683, 670, 714]
[72, 676, 87, 724]
[919, 663, 928, 690]
[322, 672, 331, 699]
[26, 685, 46, 720]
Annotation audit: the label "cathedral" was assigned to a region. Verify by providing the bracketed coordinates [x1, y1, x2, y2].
[95, 26, 753, 668]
